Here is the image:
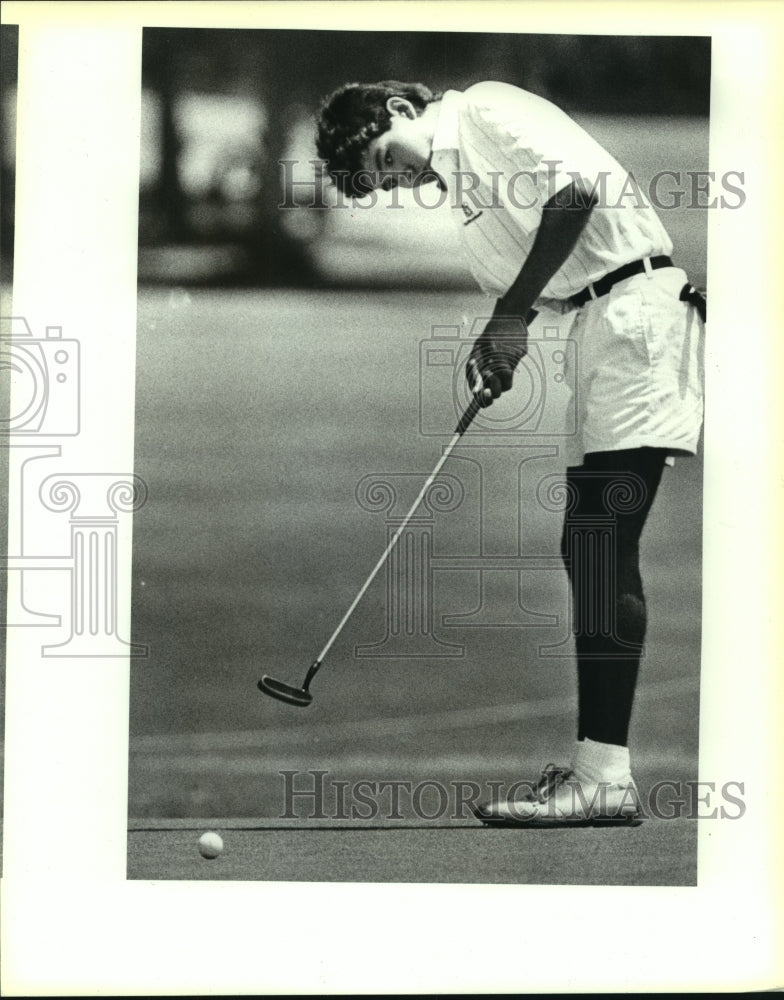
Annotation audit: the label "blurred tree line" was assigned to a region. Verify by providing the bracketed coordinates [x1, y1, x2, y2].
[1, 24, 18, 285]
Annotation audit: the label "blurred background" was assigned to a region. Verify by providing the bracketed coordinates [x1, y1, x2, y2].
[133, 29, 711, 290]
[1, 23, 17, 287]
[127, 30, 711, 843]
[0, 29, 712, 875]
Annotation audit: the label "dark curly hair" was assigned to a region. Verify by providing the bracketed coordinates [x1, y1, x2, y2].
[315, 81, 441, 198]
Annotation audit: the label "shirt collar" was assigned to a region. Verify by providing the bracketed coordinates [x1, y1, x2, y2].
[430, 89, 463, 157]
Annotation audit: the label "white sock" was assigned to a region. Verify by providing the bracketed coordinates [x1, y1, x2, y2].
[571, 738, 632, 784]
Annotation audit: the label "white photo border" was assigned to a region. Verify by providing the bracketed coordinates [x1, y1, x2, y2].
[1, 1, 782, 995]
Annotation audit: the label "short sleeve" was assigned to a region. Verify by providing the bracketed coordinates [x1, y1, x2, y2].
[463, 82, 622, 208]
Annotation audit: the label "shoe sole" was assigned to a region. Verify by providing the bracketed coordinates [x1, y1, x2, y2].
[473, 809, 644, 829]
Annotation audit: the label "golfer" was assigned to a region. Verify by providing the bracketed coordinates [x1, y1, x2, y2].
[315, 80, 705, 825]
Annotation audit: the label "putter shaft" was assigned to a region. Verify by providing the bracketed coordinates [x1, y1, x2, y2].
[259, 397, 482, 706]
[313, 396, 481, 665]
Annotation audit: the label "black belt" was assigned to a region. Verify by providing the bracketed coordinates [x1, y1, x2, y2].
[572, 256, 673, 307]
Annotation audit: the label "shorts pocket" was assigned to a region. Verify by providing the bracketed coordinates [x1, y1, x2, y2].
[602, 286, 660, 368]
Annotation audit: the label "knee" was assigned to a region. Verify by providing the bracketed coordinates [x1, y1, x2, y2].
[616, 590, 646, 647]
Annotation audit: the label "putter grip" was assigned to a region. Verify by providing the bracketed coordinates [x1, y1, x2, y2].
[455, 396, 481, 436]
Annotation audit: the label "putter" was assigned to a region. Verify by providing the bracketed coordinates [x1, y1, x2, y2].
[258, 392, 484, 706]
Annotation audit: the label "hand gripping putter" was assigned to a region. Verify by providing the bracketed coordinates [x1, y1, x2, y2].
[258, 395, 483, 706]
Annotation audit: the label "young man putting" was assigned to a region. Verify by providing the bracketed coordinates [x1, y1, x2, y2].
[316, 80, 705, 826]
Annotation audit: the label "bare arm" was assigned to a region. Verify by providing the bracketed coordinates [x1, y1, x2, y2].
[497, 178, 597, 319]
[467, 179, 597, 405]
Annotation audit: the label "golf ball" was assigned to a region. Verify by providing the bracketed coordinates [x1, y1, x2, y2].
[198, 831, 223, 859]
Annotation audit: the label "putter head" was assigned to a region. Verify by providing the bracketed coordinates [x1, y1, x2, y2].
[258, 674, 313, 707]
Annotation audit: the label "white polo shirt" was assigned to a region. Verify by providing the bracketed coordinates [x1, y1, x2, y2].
[429, 82, 673, 304]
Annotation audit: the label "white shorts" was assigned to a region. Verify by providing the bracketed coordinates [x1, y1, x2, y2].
[563, 265, 705, 467]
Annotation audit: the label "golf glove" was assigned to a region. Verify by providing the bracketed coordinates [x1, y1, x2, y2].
[465, 316, 529, 408]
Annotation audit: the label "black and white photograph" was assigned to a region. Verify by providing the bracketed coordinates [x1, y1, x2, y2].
[1, 2, 782, 995]
[128, 28, 711, 885]
[0, 21, 18, 873]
